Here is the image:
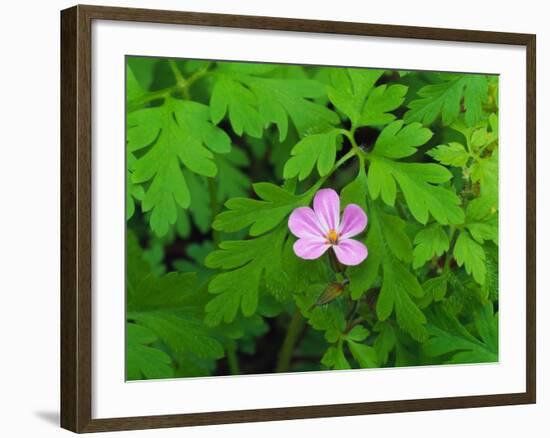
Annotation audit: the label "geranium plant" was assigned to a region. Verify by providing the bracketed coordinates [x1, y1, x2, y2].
[125, 57, 499, 379]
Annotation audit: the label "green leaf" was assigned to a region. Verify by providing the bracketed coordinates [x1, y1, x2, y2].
[328, 68, 384, 125]
[423, 304, 497, 363]
[404, 74, 488, 127]
[126, 64, 144, 102]
[359, 83, 408, 126]
[128, 98, 231, 236]
[127, 56, 156, 92]
[412, 224, 450, 269]
[379, 213, 413, 263]
[482, 244, 499, 302]
[283, 130, 340, 180]
[471, 149, 498, 207]
[126, 151, 144, 220]
[343, 170, 383, 298]
[127, 232, 224, 362]
[446, 270, 488, 316]
[210, 77, 264, 138]
[340, 325, 379, 368]
[184, 171, 211, 233]
[213, 182, 313, 236]
[465, 197, 498, 245]
[417, 273, 449, 308]
[215, 147, 251, 200]
[346, 325, 370, 342]
[126, 323, 174, 380]
[321, 343, 351, 370]
[204, 225, 289, 325]
[428, 142, 470, 167]
[376, 262, 427, 341]
[296, 284, 346, 343]
[347, 340, 379, 368]
[367, 121, 464, 225]
[373, 322, 396, 365]
[340, 166, 368, 211]
[369, 160, 463, 225]
[347, 199, 412, 299]
[277, 238, 328, 300]
[131, 311, 224, 360]
[372, 120, 433, 159]
[454, 230, 486, 285]
[247, 76, 338, 140]
[328, 68, 405, 127]
[463, 75, 490, 127]
[474, 303, 499, 353]
[211, 71, 337, 140]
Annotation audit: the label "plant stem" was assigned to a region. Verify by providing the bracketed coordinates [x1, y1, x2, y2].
[127, 89, 171, 112]
[275, 309, 305, 373]
[226, 340, 240, 375]
[127, 65, 212, 111]
[168, 60, 185, 85]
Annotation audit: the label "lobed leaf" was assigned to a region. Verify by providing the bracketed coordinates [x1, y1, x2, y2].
[404, 74, 488, 127]
[428, 142, 470, 167]
[454, 230, 486, 285]
[376, 262, 427, 342]
[213, 182, 314, 236]
[128, 98, 231, 236]
[412, 224, 450, 269]
[283, 130, 341, 181]
[126, 323, 174, 380]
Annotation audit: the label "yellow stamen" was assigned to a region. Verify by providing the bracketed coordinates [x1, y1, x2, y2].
[326, 229, 339, 244]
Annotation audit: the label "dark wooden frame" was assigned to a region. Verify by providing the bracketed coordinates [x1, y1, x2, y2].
[61, 4, 536, 433]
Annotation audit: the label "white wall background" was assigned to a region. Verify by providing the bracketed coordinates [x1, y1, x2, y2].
[0, 0, 545, 436]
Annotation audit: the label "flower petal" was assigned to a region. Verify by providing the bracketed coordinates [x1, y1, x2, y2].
[293, 238, 330, 260]
[332, 239, 368, 266]
[288, 207, 325, 239]
[313, 188, 340, 232]
[339, 204, 367, 239]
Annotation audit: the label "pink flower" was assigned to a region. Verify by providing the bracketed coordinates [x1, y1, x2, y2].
[288, 188, 368, 266]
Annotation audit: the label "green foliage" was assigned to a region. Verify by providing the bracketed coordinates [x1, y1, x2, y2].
[211, 64, 338, 139]
[126, 232, 224, 380]
[127, 96, 230, 236]
[126, 323, 174, 380]
[213, 182, 313, 236]
[367, 121, 464, 225]
[283, 130, 341, 180]
[404, 73, 488, 127]
[423, 304, 498, 363]
[454, 230, 486, 285]
[427, 142, 470, 167]
[377, 262, 427, 342]
[413, 224, 450, 269]
[204, 225, 287, 325]
[328, 68, 406, 127]
[126, 56, 499, 379]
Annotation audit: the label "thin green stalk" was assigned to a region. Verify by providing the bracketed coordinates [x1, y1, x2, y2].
[336, 128, 367, 159]
[275, 309, 306, 373]
[127, 89, 171, 112]
[226, 340, 240, 375]
[168, 60, 185, 85]
[127, 65, 212, 111]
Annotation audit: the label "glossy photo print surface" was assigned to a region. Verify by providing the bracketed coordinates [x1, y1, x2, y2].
[125, 56, 499, 381]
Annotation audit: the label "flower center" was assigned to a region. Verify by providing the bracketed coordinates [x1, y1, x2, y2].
[326, 229, 339, 244]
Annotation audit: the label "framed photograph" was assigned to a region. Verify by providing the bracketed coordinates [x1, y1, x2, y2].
[60, 4, 536, 433]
